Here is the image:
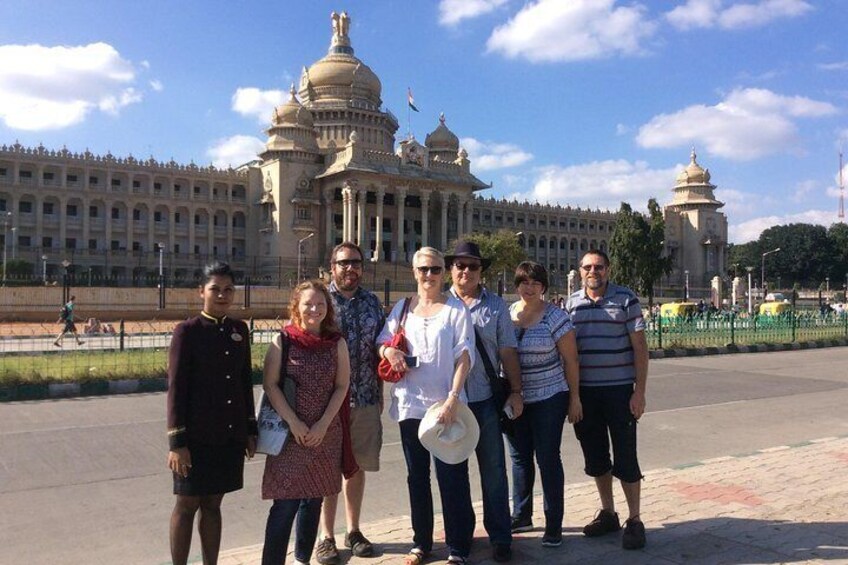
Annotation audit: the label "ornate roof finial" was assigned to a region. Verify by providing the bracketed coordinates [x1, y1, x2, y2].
[439, 112, 446, 124]
[330, 10, 353, 53]
[289, 83, 297, 100]
[690, 146, 697, 163]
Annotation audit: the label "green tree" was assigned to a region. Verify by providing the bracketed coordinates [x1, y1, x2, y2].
[759, 223, 832, 288]
[608, 199, 672, 311]
[449, 230, 527, 286]
[827, 223, 848, 290]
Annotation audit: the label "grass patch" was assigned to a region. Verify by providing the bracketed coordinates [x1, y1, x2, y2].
[0, 344, 272, 387]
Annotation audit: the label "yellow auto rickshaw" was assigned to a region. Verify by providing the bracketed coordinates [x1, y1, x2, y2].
[660, 302, 698, 318]
[759, 301, 791, 316]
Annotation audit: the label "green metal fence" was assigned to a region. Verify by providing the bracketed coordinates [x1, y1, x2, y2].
[646, 312, 848, 350]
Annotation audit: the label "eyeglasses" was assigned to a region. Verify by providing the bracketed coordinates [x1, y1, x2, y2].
[416, 266, 444, 275]
[334, 259, 363, 269]
[453, 262, 481, 272]
[581, 264, 607, 272]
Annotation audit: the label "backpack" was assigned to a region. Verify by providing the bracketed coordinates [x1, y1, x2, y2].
[59, 305, 70, 322]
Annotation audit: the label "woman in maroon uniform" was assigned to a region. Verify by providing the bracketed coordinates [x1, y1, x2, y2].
[166, 261, 257, 565]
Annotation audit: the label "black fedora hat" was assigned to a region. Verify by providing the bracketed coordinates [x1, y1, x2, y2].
[445, 241, 492, 271]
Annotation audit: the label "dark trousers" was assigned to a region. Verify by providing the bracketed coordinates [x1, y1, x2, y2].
[399, 418, 476, 558]
[506, 391, 568, 535]
[261, 497, 322, 564]
[469, 396, 512, 546]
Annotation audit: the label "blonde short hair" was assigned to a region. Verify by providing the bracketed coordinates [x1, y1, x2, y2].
[412, 247, 445, 268]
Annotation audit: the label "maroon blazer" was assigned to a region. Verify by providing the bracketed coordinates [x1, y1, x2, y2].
[166, 313, 257, 450]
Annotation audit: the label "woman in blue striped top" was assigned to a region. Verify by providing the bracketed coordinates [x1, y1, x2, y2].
[507, 261, 582, 548]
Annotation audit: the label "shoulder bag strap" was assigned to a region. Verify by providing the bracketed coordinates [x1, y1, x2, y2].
[398, 296, 413, 329]
[279, 329, 289, 382]
[473, 327, 499, 384]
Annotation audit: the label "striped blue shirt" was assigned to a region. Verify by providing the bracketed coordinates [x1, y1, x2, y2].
[510, 302, 573, 404]
[566, 283, 645, 387]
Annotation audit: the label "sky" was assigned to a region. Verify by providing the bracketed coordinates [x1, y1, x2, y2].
[1, 0, 847, 243]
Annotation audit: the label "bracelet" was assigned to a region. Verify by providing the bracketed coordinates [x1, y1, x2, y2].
[510, 389, 523, 396]
[449, 390, 461, 400]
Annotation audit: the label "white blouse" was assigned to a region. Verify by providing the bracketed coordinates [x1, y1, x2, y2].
[377, 295, 475, 422]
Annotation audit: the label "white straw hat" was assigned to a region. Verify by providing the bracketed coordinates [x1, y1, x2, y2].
[418, 400, 480, 464]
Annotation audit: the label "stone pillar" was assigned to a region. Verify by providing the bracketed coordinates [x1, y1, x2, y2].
[356, 187, 366, 247]
[395, 186, 407, 262]
[420, 189, 431, 248]
[126, 203, 134, 253]
[374, 187, 384, 261]
[226, 210, 233, 261]
[207, 209, 215, 257]
[341, 186, 352, 241]
[148, 207, 156, 255]
[59, 197, 67, 249]
[35, 195, 43, 246]
[82, 201, 90, 249]
[567, 269, 578, 296]
[188, 206, 196, 255]
[324, 187, 334, 250]
[60, 165, 67, 188]
[440, 191, 449, 249]
[169, 208, 176, 255]
[104, 199, 113, 250]
[732, 276, 743, 311]
[456, 199, 464, 238]
[711, 275, 722, 309]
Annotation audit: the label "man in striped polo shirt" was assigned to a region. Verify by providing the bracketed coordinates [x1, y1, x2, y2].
[565, 249, 648, 550]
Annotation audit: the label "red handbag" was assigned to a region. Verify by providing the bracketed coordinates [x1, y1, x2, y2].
[377, 298, 412, 383]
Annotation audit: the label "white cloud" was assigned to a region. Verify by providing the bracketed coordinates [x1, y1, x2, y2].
[232, 87, 288, 123]
[819, 61, 848, 71]
[439, 0, 508, 26]
[666, 0, 812, 31]
[486, 0, 656, 63]
[0, 42, 142, 130]
[206, 135, 265, 169]
[150, 79, 164, 92]
[730, 209, 839, 243]
[461, 137, 533, 171]
[507, 159, 678, 212]
[636, 88, 837, 160]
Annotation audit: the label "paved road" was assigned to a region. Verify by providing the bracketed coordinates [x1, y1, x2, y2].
[1, 347, 846, 564]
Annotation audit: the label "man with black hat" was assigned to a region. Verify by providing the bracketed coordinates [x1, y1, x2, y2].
[447, 240, 523, 562]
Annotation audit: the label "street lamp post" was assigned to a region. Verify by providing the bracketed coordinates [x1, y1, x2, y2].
[10, 226, 17, 260]
[158, 243, 166, 310]
[297, 233, 315, 283]
[684, 270, 690, 301]
[746, 266, 754, 315]
[61, 259, 71, 304]
[41, 254, 48, 285]
[826, 277, 830, 294]
[761, 247, 781, 291]
[2, 211, 11, 286]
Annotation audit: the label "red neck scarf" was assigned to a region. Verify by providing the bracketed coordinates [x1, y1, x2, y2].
[284, 322, 341, 350]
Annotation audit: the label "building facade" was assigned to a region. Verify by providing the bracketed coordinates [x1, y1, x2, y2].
[0, 12, 724, 290]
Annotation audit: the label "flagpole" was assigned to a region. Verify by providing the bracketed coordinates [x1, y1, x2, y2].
[407, 94, 411, 139]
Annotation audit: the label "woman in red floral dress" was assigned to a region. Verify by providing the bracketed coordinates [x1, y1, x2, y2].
[261, 281, 351, 565]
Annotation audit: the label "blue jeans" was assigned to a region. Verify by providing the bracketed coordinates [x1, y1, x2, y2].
[261, 498, 322, 565]
[399, 418, 476, 558]
[469, 396, 512, 547]
[506, 391, 568, 535]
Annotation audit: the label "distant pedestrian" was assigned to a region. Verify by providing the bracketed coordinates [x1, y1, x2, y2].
[53, 295, 84, 347]
[166, 261, 257, 565]
[566, 250, 649, 550]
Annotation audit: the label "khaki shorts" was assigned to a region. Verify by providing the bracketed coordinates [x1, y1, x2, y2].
[349, 404, 382, 472]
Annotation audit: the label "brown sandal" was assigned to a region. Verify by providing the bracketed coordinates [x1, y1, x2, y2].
[403, 548, 427, 565]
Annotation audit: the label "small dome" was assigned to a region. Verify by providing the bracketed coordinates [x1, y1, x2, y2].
[676, 148, 711, 185]
[272, 85, 314, 128]
[425, 113, 459, 151]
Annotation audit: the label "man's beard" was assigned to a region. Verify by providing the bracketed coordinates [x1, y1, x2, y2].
[335, 272, 359, 291]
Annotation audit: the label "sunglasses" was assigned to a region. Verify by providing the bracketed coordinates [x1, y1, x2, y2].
[453, 262, 481, 272]
[334, 259, 363, 269]
[581, 264, 607, 272]
[416, 266, 444, 275]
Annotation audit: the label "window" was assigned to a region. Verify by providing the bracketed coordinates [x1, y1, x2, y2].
[194, 245, 200, 254]
[42, 236, 52, 248]
[111, 207, 120, 219]
[296, 207, 310, 220]
[111, 178, 121, 187]
[89, 176, 98, 185]
[88, 239, 97, 250]
[132, 180, 140, 188]
[111, 240, 120, 250]
[19, 235, 31, 247]
[132, 241, 141, 251]
[213, 216, 219, 226]
[66, 204, 78, 216]
[20, 170, 32, 179]
[213, 245, 218, 255]
[43, 202, 54, 215]
[89, 206, 99, 218]
[194, 214, 200, 225]
[66, 238, 76, 249]
[133, 209, 141, 221]
[19, 201, 32, 213]
[175, 212, 181, 223]
[67, 174, 78, 183]
[0, 167, 6, 176]
[0, 198, 6, 211]
[174, 184, 181, 193]
[193, 186, 200, 195]
[174, 244, 180, 253]
[43, 172, 54, 181]
[154, 211, 162, 222]
[154, 182, 162, 191]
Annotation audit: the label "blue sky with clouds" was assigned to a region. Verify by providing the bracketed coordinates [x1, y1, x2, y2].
[1, 0, 846, 242]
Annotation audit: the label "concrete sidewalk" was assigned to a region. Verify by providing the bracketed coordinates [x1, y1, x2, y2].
[220, 436, 848, 564]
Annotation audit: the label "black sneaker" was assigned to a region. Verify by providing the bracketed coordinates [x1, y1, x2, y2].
[541, 532, 562, 548]
[344, 530, 374, 557]
[583, 509, 621, 537]
[510, 517, 533, 533]
[622, 518, 646, 550]
[492, 544, 512, 562]
[315, 537, 340, 565]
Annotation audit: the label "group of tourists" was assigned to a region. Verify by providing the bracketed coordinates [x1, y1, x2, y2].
[165, 240, 649, 565]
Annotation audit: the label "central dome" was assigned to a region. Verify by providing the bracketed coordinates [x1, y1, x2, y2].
[675, 148, 712, 186]
[298, 11, 382, 107]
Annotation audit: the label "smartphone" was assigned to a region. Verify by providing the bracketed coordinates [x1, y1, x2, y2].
[503, 403, 515, 420]
[404, 355, 419, 368]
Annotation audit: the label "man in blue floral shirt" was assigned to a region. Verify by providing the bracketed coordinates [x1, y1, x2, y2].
[316, 242, 385, 564]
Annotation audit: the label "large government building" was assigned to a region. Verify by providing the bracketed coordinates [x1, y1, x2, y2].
[0, 11, 726, 291]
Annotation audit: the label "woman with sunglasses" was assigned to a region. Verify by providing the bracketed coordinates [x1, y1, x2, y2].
[507, 261, 582, 548]
[377, 247, 476, 565]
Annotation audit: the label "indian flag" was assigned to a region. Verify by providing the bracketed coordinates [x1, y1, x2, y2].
[407, 88, 419, 112]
